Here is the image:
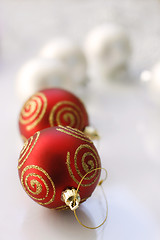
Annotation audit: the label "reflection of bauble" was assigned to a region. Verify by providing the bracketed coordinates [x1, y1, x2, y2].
[16, 58, 71, 101]
[39, 38, 87, 86]
[84, 23, 131, 78]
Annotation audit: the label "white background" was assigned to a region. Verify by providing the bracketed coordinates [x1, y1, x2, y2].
[0, 0, 160, 239]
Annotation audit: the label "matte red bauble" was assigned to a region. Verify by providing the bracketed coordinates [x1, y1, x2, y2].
[19, 88, 89, 141]
[18, 126, 101, 210]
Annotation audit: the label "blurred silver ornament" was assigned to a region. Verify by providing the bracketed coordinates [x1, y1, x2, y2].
[84, 23, 131, 80]
[39, 38, 88, 87]
[16, 58, 71, 101]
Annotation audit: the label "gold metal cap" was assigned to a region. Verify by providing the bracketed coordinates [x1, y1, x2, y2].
[61, 188, 81, 211]
[84, 126, 100, 140]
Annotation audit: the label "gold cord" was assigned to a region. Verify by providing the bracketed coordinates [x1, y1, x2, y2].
[73, 167, 108, 229]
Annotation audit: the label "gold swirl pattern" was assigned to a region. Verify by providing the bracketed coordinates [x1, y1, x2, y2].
[18, 131, 40, 169]
[21, 165, 56, 206]
[49, 101, 83, 129]
[56, 126, 92, 143]
[66, 144, 100, 187]
[19, 92, 47, 131]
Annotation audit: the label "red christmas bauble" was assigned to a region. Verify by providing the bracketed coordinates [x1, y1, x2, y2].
[19, 88, 89, 141]
[18, 126, 101, 210]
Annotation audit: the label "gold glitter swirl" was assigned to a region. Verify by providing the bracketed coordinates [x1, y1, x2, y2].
[66, 144, 100, 187]
[75, 145, 98, 180]
[19, 92, 47, 131]
[56, 126, 92, 143]
[20, 139, 29, 155]
[30, 179, 42, 195]
[21, 165, 56, 206]
[49, 101, 83, 129]
[18, 131, 40, 169]
[25, 174, 47, 199]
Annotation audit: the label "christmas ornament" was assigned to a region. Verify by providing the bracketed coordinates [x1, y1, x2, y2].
[84, 23, 131, 79]
[19, 88, 89, 141]
[16, 58, 70, 101]
[39, 38, 87, 87]
[18, 126, 101, 210]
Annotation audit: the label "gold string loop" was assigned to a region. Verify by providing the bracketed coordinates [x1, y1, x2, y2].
[73, 167, 108, 229]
